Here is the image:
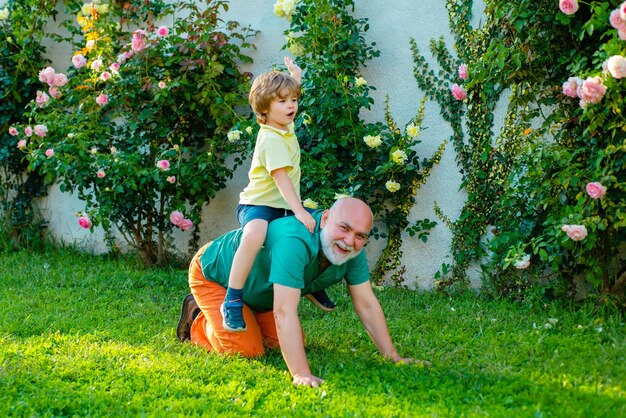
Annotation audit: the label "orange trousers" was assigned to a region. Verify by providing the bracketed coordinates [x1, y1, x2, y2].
[188, 242, 280, 357]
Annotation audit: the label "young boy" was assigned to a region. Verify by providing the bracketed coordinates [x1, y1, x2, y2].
[221, 58, 333, 332]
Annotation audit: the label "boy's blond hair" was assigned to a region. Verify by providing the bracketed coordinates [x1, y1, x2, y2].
[249, 71, 301, 124]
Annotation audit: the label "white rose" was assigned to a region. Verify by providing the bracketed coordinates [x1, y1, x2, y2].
[391, 149, 408, 165]
[385, 180, 401, 193]
[514, 254, 531, 269]
[302, 198, 318, 209]
[355, 76, 367, 87]
[406, 123, 420, 138]
[227, 130, 242, 142]
[363, 135, 382, 148]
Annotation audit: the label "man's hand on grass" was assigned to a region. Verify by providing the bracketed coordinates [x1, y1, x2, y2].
[394, 357, 432, 368]
[293, 373, 324, 387]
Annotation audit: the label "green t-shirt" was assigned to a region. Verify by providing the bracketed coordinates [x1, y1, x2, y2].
[200, 210, 370, 312]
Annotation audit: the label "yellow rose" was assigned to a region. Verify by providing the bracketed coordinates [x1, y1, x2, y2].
[406, 124, 420, 138]
[355, 76, 367, 87]
[385, 180, 400, 193]
[391, 149, 408, 165]
[302, 198, 318, 209]
[334, 193, 351, 200]
[363, 135, 382, 148]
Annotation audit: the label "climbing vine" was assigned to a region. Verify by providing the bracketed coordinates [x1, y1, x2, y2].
[413, 0, 626, 309]
[0, 0, 57, 250]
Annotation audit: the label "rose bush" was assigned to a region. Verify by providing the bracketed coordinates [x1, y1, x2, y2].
[14, 0, 256, 265]
[462, 0, 626, 307]
[412, 0, 625, 309]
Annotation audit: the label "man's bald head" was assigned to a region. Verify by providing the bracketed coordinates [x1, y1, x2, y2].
[327, 197, 374, 232]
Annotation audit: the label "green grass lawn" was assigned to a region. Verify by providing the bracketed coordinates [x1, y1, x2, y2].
[1, 249, 624, 417]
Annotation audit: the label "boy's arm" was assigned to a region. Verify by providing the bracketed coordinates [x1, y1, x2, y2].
[271, 167, 315, 233]
[284, 57, 302, 84]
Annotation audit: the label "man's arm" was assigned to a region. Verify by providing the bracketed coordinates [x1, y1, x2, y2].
[273, 283, 324, 387]
[348, 281, 427, 365]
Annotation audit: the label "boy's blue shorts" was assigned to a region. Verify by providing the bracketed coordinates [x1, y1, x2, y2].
[237, 204, 294, 228]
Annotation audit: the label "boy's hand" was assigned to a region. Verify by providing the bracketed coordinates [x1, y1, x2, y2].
[284, 56, 302, 84]
[295, 209, 316, 233]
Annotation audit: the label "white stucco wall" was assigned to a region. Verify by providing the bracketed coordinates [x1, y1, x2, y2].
[33, 0, 504, 289]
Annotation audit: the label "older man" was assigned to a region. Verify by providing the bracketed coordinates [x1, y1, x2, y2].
[177, 197, 425, 387]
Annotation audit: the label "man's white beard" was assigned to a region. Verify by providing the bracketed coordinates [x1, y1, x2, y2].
[320, 226, 360, 265]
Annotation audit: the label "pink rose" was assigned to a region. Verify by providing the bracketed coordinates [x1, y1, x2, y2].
[158, 81, 166, 89]
[607, 55, 626, 79]
[167, 176, 176, 184]
[132, 31, 147, 52]
[157, 26, 169, 37]
[100, 71, 112, 82]
[451, 83, 467, 100]
[170, 210, 184, 226]
[621, 1, 626, 20]
[38, 67, 56, 86]
[86, 39, 95, 50]
[34, 124, 47, 137]
[91, 59, 103, 71]
[561, 224, 588, 241]
[125, 50, 134, 59]
[8, 127, 18, 136]
[156, 159, 170, 171]
[17, 140, 27, 149]
[619, 28, 626, 41]
[559, 0, 579, 15]
[36, 90, 50, 107]
[578, 76, 606, 105]
[96, 93, 108, 106]
[72, 54, 87, 69]
[48, 87, 61, 99]
[78, 216, 92, 229]
[52, 73, 68, 87]
[610, 9, 626, 30]
[562, 76, 582, 98]
[97, 170, 106, 179]
[110, 62, 120, 73]
[24, 126, 33, 136]
[458, 63, 468, 80]
[585, 182, 607, 199]
[45, 148, 54, 157]
[179, 218, 193, 231]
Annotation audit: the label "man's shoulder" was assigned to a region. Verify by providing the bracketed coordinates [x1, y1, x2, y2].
[266, 211, 323, 249]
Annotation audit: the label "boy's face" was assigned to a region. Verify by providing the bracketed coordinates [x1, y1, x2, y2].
[264, 91, 298, 130]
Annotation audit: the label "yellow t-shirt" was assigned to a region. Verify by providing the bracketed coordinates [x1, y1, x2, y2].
[239, 123, 300, 209]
